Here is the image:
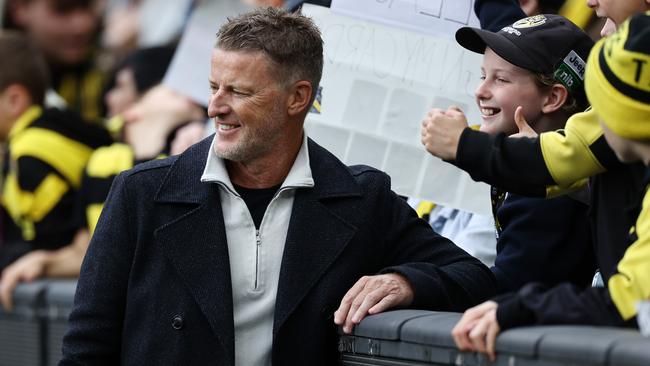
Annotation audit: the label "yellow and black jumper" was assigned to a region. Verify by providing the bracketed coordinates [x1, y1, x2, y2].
[1, 106, 112, 250]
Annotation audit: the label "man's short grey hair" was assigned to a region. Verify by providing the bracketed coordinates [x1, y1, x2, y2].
[216, 7, 323, 102]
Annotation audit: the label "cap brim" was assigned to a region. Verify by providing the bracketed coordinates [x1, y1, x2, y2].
[455, 27, 542, 73]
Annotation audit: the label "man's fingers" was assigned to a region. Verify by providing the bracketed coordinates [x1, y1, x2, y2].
[334, 277, 369, 327]
[368, 294, 399, 315]
[350, 289, 385, 324]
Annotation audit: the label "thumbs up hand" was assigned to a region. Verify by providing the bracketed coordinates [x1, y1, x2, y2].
[510, 106, 538, 139]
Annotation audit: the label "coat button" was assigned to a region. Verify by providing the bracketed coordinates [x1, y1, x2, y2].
[172, 315, 184, 330]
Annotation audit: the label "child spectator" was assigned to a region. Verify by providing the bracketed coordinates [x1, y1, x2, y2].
[423, 14, 596, 293]
[0, 31, 111, 277]
[451, 11, 650, 360]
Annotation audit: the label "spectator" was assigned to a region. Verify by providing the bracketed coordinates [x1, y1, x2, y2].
[452, 11, 650, 360]
[3, 0, 106, 122]
[0, 45, 205, 312]
[423, 14, 596, 293]
[60, 8, 496, 365]
[0, 31, 111, 308]
[421, 0, 649, 332]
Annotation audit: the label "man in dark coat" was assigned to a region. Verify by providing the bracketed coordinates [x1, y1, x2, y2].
[60, 7, 496, 366]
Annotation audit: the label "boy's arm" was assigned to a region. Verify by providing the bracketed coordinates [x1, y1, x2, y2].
[455, 109, 619, 198]
[474, 0, 526, 31]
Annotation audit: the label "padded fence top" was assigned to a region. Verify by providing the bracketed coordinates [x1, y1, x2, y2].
[340, 309, 650, 366]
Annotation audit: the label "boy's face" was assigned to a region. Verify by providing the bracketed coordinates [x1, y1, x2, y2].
[601, 121, 641, 163]
[13, 0, 99, 66]
[586, 0, 650, 26]
[475, 48, 546, 136]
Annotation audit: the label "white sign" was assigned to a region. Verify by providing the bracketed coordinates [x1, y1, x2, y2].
[164, 0, 252, 106]
[330, 0, 480, 39]
[303, 5, 490, 215]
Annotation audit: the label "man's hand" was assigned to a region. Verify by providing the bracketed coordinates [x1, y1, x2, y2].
[420, 106, 469, 161]
[451, 300, 500, 361]
[0, 250, 50, 311]
[334, 273, 414, 334]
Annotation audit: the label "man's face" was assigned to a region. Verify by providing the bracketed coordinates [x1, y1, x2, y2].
[475, 48, 546, 136]
[586, 0, 649, 26]
[13, 0, 99, 66]
[208, 48, 292, 163]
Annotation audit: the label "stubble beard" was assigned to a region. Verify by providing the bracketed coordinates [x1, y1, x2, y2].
[215, 104, 286, 163]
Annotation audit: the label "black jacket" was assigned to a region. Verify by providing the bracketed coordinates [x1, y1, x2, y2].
[492, 192, 595, 294]
[60, 136, 496, 365]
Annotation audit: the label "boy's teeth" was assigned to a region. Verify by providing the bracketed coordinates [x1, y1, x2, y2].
[481, 108, 499, 116]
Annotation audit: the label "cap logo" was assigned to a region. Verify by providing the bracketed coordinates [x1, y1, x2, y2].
[512, 15, 547, 29]
[501, 26, 522, 36]
[554, 50, 586, 96]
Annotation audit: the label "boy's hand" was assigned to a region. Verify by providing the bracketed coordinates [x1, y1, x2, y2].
[452, 300, 500, 361]
[420, 106, 469, 161]
[510, 106, 538, 139]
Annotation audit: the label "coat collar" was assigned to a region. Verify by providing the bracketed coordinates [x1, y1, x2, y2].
[155, 133, 361, 204]
[199, 133, 315, 195]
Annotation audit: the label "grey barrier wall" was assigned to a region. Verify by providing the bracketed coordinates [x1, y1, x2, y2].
[339, 310, 650, 366]
[0, 280, 76, 366]
[1, 281, 649, 365]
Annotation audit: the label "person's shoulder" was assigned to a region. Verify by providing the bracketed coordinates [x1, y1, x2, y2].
[347, 164, 386, 178]
[124, 155, 178, 179]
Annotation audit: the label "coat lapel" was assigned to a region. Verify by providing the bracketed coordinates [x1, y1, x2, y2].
[273, 140, 362, 335]
[154, 137, 235, 365]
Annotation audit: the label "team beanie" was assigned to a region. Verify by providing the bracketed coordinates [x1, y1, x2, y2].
[585, 11, 650, 139]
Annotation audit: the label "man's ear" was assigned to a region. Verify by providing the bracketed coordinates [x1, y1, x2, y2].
[541, 84, 568, 114]
[287, 80, 313, 117]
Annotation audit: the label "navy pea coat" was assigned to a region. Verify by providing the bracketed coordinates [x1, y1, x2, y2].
[60, 136, 496, 365]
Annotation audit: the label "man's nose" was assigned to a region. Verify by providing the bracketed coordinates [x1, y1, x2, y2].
[207, 92, 231, 118]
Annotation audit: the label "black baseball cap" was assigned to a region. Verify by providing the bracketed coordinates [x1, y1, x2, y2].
[455, 14, 594, 97]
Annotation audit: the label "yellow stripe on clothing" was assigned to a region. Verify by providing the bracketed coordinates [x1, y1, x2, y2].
[11, 128, 94, 187]
[608, 188, 650, 320]
[86, 203, 104, 235]
[559, 0, 594, 29]
[82, 69, 104, 122]
[415, 201, 436, 219]
[86, 143, 134, 179]
[540, 109, 606, 193]
[2, 173, 69, 240]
